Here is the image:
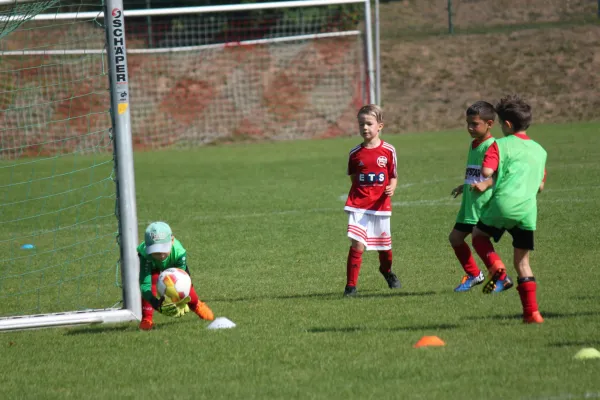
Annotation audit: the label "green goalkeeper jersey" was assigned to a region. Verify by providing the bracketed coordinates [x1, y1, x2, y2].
[137, 239, 188, 302]
[456, 136, 495, 225]
[481, 134, 547, 230]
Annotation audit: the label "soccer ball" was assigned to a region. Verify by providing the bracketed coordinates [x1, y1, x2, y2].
[157, 268, 192, 303]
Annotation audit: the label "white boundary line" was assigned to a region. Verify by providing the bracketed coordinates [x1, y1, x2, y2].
[4, 195, 596, 231]
[520, 391, 600, 400]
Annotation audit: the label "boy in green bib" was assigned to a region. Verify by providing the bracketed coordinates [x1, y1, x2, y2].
[471, 95, 547, 324]
[450, 101, 513, 292]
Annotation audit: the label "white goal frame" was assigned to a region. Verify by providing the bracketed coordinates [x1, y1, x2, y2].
[0, 0, 141, 331]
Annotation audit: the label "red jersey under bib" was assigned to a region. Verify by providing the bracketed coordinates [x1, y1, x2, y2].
[344, 141, 397, 216]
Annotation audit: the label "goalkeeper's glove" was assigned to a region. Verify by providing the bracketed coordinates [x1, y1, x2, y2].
[150, 296, 179, 317]
[173, 303, 191, 318]
[150, 295, 191, 318]
[173, 296, 191, 318]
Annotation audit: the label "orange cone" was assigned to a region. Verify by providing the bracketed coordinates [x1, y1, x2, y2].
[413, 336, 446, 348]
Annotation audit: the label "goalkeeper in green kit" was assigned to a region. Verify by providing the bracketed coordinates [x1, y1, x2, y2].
[470, 95, 547, 324]
[138, 221, 215, 331]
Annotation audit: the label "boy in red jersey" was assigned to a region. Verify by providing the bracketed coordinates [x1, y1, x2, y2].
[450, 101, 513, 293]
[471, 95, 547, 323]
[343, 104, 400, 296]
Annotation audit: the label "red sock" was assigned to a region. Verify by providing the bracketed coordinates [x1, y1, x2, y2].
[452, 242, 481, 277]
[517, 280, 538, 316]
[141, 299, 154, 320]
[188, 285, 200, 309]
[141, 271, 160, 320]
[346, 247, 363, 287]
[378, 250, 393, 274]
[472, 236, 505, 276]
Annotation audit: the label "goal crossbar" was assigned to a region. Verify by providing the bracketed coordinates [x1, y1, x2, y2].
[0, 0, 365, 21]
[0, 30, 361, 56]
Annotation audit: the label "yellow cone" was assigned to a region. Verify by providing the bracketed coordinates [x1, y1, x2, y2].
[574, 348, 600, 360]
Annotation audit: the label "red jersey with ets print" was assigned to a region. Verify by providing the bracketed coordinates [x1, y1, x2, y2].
[344, 141, 397, 216]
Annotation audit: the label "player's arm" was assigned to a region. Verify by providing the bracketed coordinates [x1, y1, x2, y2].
[174, 250, 189, 274]
[139, 253, 159, 306]
[451, 184, 464, 198]
[481, 167, 494, 178]
[385, 147, 398, 196]
[471, 175, 495, 193]
[385, 177, 397, 196]
[347, 154, 356, 184]
[538, 169, 547, 193]
[481, 142, 499, 178]
[137, 247, 171, 313]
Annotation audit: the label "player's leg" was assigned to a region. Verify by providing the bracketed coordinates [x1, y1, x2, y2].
[345, 212, 367, 296]
[370, 215, 400, 289]
[472, 222, 508, 293]
[140, 270, 160, 330]
[344, 239, 364, 296]
[449, 224, 483, 292]
[378, 249, 401, 289]
[510, 228, 543, 324]
[188, 285, 215, 321]
[184, 267, 215, 321]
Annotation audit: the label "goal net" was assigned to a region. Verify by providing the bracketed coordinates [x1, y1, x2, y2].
[0, 0, 140, 330]
[124, 0, 373, 148]
[3, 0, 374, 150]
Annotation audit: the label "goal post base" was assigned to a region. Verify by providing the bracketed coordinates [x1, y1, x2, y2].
[0, 309, 139, 332]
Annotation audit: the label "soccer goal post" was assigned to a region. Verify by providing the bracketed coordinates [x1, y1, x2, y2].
[0, 0, 140, 331]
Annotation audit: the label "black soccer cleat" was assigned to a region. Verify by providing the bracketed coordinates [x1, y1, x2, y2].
[381, 271, 402, 289]
[343, 285, 358, 297]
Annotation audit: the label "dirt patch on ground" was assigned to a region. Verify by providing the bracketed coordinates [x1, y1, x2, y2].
[381, 0, 595, 35]
[378, 0, 600, 132]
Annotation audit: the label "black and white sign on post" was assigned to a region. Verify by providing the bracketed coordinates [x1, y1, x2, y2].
[105, 0, 141, 321]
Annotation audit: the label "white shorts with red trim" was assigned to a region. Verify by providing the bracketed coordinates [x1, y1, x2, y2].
[346, 211, 392, 250]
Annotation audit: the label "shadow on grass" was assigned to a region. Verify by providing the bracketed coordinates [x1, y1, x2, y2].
[387, 323, 459, 332]
[547, 340, 600, 348]
[465, 310, 600, 321]
[64, 320, 183, 335]
[307, 323, 459, 334]
[65, 324, 135, 335]
[353, 291, 437, 299]
[208, 290, 436, 303]
[307, 327, 366, 333]
[543, 311, 600, 318]
[570, 295, 600, 301]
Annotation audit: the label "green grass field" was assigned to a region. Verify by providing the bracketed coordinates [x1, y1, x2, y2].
[2, 121, 600, 399]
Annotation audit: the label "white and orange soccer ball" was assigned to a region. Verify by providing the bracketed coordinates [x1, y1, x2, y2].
[157, 268, 192, 303]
